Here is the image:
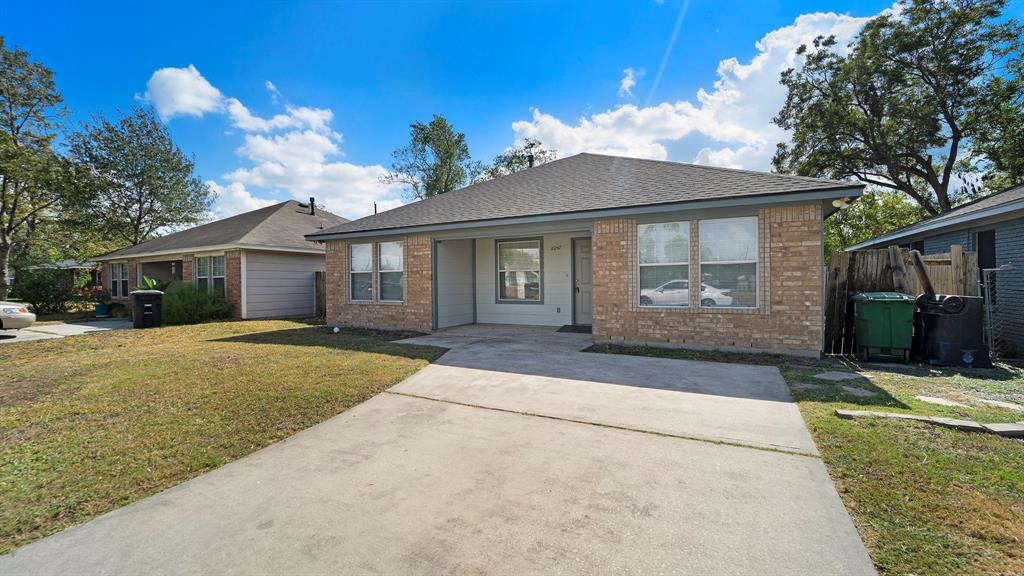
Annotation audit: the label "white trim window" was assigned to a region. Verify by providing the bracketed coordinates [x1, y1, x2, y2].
[699, 216, 758, 308]
[211, 256, 226, 297]
[194, 255, 226, 297]
[108, 263, 129, 298]
[350, 243, 372, 301]
[378, 241, 404, 302]
[496, 239, 542, 302]
[638, 222, 689, 307]
[195, 256, 210, 294]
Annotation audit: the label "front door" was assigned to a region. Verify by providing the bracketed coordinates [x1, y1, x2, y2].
[573, 238, 593, 325]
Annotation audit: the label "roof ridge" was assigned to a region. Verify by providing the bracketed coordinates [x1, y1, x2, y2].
[237, 200, 298, 244]
[576, 152, 855, 187]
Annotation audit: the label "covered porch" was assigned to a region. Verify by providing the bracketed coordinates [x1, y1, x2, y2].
[431, 228, 593, 331]
[138, 259, 183, 288]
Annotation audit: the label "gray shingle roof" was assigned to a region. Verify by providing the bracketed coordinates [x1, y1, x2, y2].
[308, 153, 860, 239]
[848, 184, 1024, 250]
[98, 200, 347, 259]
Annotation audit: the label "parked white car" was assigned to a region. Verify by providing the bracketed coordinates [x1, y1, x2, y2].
[0, 302, 36, 330]
[639, 280, 734, 307]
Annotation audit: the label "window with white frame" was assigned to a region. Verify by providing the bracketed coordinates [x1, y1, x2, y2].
[638, 222, 690, 307]
[350, 243, 372, 301]
[108, 263, 129, 298]
[196, 256, 209, 294]
[496, 239, 542, 302]
[699, 217, 758, 308]
[378, 241, 404, 301]
[211, 256, 226, 297]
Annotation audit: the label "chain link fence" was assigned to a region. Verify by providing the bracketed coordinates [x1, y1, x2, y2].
[981, 265, 1020, 359]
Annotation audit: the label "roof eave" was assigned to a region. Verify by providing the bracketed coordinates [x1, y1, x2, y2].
[305, 185, 863, 242]
[845, 197, 1024, 251]
[94, 242, 327, 261]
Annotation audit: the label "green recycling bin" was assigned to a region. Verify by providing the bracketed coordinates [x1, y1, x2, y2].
[851, 292, 916, 362]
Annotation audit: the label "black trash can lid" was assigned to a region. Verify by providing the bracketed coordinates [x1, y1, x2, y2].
[129, 290, 165, 296]
[851, 291, 917, 302]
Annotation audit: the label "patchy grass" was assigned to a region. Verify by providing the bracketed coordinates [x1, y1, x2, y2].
[588, 344, 1024, 576]
[0, 320, 445, 554]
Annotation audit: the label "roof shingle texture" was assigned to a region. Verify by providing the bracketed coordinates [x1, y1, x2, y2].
[857, 184, 1024, 247]
[309, 153, 858, 238]
[101, 200, 347, 258]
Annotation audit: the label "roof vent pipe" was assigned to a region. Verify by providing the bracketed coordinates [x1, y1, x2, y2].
[309, 197, 315, 215]
[527, 153, 535, 168]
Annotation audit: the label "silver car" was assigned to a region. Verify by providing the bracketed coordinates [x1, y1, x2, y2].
[639, 280, 734, 307]
[1, 301, 36, 330]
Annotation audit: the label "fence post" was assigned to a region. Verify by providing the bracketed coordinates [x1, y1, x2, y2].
[314, 271, 326, 318]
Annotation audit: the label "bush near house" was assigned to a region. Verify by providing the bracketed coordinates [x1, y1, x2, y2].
[10, 269, 84, 314]
[161, 284, 231, 325]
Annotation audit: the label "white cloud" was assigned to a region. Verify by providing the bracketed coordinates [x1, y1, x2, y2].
[618, 67, 644, 98]
[146, 66, 404, 220]
[207, 181, 277, 218]
[144, 65, 224, 121]
[513, 8, 885, 170]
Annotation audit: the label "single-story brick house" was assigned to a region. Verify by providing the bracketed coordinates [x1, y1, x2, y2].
[847, 184, 1024, 355]
[95, 199, 346, 319]
[306, 153, 864, 356]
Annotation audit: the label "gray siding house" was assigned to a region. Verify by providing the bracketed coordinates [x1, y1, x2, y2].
[95, 199, 347, 319]
[848, 185, 1024, 355]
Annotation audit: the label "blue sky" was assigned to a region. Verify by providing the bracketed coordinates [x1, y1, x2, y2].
[7, 0, 1018, 219]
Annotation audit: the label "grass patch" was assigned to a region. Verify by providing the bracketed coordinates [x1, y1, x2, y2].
[588, 344, 1024, 575]
[0, 320, 445, 554]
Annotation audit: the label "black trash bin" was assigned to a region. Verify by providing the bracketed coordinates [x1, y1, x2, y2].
[131, 290, 164, 329]
[916, 294, 992, 368]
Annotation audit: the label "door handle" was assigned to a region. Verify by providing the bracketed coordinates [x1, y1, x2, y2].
[575, 285, 580, 293]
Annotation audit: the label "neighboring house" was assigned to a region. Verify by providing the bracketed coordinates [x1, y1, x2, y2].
[847, 184, 1024, 355]
[95, 199, 347, 319]
[306, 153, 864, 356]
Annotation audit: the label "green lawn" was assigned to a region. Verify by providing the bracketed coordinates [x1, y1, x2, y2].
[0, 320, 445, 554]
[588, 344, 1024, 576]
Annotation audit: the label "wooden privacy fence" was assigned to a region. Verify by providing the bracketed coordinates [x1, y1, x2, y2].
[314, 271, 326, 318]
[824, 245, 978, 355]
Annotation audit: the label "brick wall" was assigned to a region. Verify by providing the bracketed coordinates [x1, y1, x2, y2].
[592, 203, 823, 356]
[181, 255, 194, 285]
[225, 250, 242, 319]
[324, 234, 433, 332]
[101, 259, 139, 303]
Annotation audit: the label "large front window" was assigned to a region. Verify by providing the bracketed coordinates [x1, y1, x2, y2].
[496, 239, 542, 302]
[699, 217, 758, 308]
[108, 263, 129, 298]
[350, 243, 372, 301]
[378, 241, 404, 302]
[638, 222, 689, 307]
[195, 256, 225, 297]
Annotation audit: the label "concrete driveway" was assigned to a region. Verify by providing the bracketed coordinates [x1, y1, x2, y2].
[0, 324, 875, 576]
[0, 319, 132, 344]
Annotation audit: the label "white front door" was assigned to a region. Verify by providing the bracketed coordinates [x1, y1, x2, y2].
[574, 238, 593, 325]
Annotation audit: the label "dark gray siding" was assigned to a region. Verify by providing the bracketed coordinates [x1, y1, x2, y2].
[916, 217, 1023, 355]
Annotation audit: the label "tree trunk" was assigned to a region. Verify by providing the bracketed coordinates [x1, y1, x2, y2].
[0, 242, 11, 301]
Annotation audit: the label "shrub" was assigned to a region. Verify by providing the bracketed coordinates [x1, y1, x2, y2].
[161, 284, 231, 325]
[11, 269, 84, 314]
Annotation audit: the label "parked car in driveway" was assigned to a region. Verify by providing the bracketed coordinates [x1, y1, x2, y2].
[639, 280, 734, 307]
[1, 302, 36, 330]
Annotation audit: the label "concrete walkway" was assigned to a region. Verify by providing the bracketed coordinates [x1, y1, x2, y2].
[0, 324, 875, 576]
[0, 319, 132, 344]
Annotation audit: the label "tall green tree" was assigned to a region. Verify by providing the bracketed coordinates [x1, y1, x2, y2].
[483, 138, 557, 180]
[70, 106, 212, 246]
[381, 115, 481, 200]
[0, 37, 77, 299]
[773, 0, 1023, 215]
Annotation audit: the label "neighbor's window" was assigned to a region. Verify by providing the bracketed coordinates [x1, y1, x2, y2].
[378, 241, 404, 302]
[211, 256, 226, 298]
[699, 217, 758, 308]
[496, 239, 542, 302]
[350, 243, 372, 301]
[638, 222, 689, 307]
[196, 256, 209, 294]
[108, 263, 128, 298]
